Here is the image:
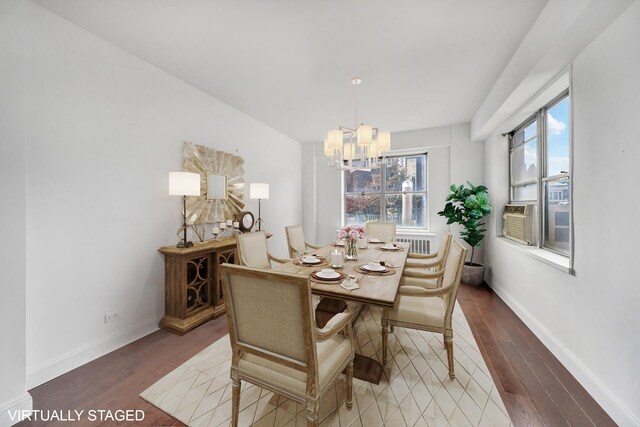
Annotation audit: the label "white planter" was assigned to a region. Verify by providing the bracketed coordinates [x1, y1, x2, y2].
[462, 263, 485, 286]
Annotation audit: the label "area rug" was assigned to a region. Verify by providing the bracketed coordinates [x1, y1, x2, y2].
[141, 303, 512, 426]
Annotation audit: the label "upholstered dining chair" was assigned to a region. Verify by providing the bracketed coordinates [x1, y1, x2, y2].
[235, 231, 290, 269]
[285, 225, 323, 258]
[382, 240, 468, 379]
[220, 264, 356, 427]
[402, 230, 453, 289]
[365, 221, 396, 242]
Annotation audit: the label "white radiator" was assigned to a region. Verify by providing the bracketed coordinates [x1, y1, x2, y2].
[397, 235, 432, 254]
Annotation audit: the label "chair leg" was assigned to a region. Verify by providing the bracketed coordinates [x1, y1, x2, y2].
[382, 324, 389, 365]
[345, 361, 354, 409]
[231, 377, 241, 426]
[306, 398, 319, 427]
[390, 326, 394, 333]
[445, 333, 455, 379]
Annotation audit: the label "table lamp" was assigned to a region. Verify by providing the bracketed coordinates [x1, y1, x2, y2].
[249, 183, 269, 231]
[169, 172, 201, 247]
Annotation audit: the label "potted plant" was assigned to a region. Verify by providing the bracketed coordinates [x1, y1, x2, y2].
[438, 182, 492, 286]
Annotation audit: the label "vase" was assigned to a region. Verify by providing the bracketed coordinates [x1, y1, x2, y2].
[345, 238, 358, 260]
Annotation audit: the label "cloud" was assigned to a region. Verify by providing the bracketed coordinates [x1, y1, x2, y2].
[547, 113, 567, 135]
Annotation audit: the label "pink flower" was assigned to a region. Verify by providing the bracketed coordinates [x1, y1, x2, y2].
[348, 229, 360, 240]
[337, 230, 347, 239]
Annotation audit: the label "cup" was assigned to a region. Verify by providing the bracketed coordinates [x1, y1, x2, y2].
[368, 261, 380, 269]
[320, 268, 334, 275]
[357, 238, 367, 249]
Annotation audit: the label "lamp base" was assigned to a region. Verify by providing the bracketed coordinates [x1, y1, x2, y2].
[176, 241, 194, 248]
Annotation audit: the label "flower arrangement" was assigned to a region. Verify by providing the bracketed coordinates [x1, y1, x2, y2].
[338, 224, 365, 241]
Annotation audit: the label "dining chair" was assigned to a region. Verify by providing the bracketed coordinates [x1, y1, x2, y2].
[402, 230, 453, 289]
[381, 240, 468, 379]
[235, 231, 290, 269]
[220, 264, 356, 427]
[365, 221, 396, 242]
[285, 225, 323, 258]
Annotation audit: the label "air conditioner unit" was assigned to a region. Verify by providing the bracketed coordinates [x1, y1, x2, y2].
[503, 204, 535, 245]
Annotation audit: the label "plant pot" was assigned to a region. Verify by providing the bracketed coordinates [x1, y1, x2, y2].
[462, 262, 485, 286]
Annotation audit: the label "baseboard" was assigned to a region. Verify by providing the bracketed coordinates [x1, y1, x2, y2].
[0, 392, 32, 427]
[26, 316, 160, 389]
[488, 280, 640, 427]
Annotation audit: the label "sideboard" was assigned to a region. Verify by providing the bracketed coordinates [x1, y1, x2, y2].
[158, 237, 237, 334]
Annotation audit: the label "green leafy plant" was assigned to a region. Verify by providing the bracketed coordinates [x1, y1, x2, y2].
[437, 182, 492, 265]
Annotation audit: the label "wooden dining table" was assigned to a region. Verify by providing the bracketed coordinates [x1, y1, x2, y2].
[274, 241, 410, 383]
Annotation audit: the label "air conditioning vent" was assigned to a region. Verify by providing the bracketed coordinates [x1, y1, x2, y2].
[503, 204, 535, 245]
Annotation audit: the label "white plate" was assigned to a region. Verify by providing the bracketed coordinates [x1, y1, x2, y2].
[381, 245, 400, 250]
[316, 270, 340, 279]
[369, 238, 382, 243]
[302, 258, 321, 264]
[334, 241, 345, 246]
[362, 264, 387, 272]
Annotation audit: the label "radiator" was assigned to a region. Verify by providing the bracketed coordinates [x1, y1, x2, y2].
[396, 236, 431, 254]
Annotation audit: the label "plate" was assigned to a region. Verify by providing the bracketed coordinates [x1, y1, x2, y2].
[361, 264, 389, 272]
[311, 271, 344, 282]
[301, 258, 321, 264]
[334, 241, 345, 246]
[369, 238, 383, 243]
[381, 245, 401, 251]
[316, 270, 341, 279]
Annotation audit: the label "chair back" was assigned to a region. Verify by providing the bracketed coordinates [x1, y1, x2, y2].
[285, 225, 306, 258]
[434, 231, 453, 271]
[236, 231, 271, 269]
[220, 264, 317, 368]
[366, 222, 396, 242]
[441, 240, 468, 325]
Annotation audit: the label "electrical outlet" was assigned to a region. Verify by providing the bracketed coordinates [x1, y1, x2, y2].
[105, 308, 124, 323]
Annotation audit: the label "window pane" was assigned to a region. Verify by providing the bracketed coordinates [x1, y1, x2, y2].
[513, 183, 537, 201]
[547, 96, 570, 176]
[385, 194, 427, 228]
[344, 194, 380, 225]
[511, 139, 538, 184]
[344, 161, 380, 193]
[385, 155, 426, 192]
[544, 178, 570, 253]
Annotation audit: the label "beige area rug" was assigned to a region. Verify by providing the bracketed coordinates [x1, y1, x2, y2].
[141, 303, 512, 426]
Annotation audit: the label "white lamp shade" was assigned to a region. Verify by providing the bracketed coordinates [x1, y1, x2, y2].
[378, 131, 391, 152]
[328, 129, 343, 149]
[369, 140, 379, 158]
[343, 142, 356, 161]
[250, 183, 269, 199]
[357, 125, 373, 147]
[169, 172, 200, 196]
[323, 139, 333, 156]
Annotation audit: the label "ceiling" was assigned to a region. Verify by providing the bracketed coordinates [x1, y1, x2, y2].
[33, 0, 548, 143]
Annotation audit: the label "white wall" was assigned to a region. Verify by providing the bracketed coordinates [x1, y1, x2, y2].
[16, 2, 301, 389]
[0, 1, 32, 425]
[483, 2, 640, 425]
[301, 123, 485, 256]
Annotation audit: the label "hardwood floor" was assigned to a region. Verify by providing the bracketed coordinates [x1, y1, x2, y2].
[20, 284, 615, 426]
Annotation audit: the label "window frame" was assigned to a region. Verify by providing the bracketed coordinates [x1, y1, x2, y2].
[342, 151, 429, 230]
[508, 89, 572, 258]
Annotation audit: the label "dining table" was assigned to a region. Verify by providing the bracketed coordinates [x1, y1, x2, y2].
[274, 240, 410, 384]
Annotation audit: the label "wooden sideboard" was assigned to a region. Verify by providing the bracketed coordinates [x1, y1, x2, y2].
[158, 237, 237, 334]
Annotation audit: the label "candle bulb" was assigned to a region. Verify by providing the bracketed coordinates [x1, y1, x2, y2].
[226, 220, 232, 226]
[233, 221, 239, 229]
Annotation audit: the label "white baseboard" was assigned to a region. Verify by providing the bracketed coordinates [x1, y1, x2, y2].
[488, 280, 640, 427]
[26, 316, 160, 389]
[0, 392, 32, 427]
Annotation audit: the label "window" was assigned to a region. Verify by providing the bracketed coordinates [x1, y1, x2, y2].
[343, 153, 427, 229]
[509, 91, 571, 256]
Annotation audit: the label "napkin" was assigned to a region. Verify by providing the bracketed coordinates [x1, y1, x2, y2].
[340, 278, 359, 291]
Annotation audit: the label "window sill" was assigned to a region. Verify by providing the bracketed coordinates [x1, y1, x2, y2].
[397, 229, 436, 238]
[496, 237, 573, 275]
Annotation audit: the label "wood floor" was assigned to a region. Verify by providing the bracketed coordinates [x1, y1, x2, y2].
[20, 284, 615, 426]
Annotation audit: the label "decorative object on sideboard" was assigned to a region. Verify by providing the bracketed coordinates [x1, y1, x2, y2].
[236, 211, 255, 232]
[181, 142, 245, 224]
[169, 172, 200, 248]
[438, 182, 493, 286]
[323, 77, 391, 171]
[249, 183, 269, 231]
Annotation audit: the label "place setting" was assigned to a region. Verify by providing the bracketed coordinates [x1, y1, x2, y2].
[355, 261, 396, 276]
[375, 242, 404, 252]
[295, 253, 329, 267]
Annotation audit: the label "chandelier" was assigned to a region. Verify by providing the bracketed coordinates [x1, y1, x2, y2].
[324, 78, 391, 170]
